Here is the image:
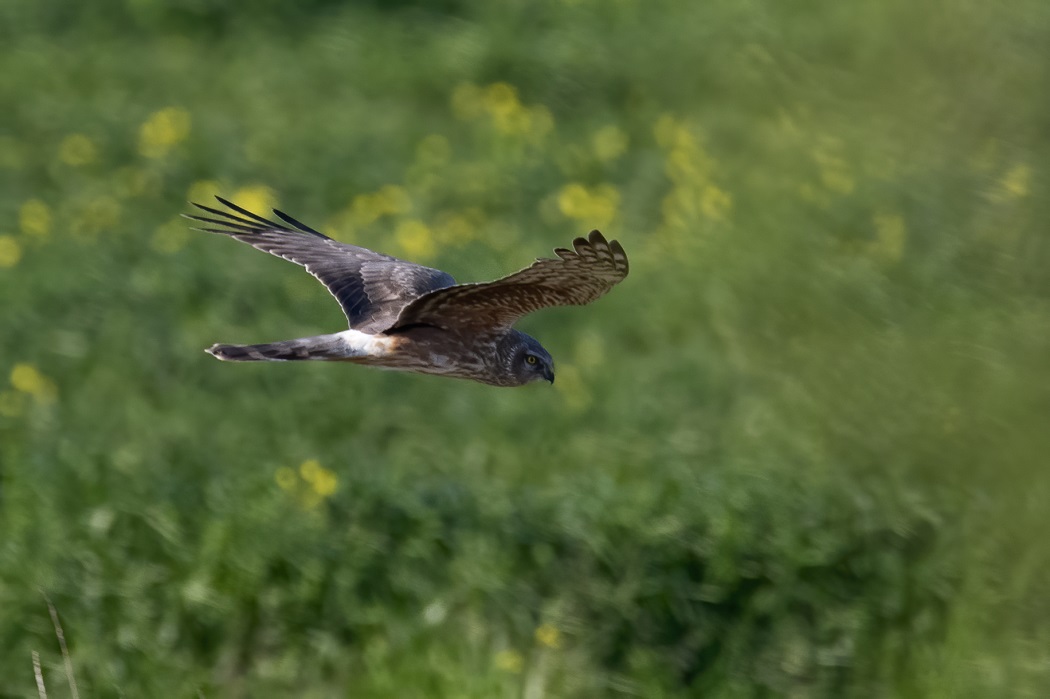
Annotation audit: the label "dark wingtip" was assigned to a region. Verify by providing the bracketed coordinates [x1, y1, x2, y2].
[272, 208, 327, 238]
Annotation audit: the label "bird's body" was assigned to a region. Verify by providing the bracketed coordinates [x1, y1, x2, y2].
[186, 197, 628, 387]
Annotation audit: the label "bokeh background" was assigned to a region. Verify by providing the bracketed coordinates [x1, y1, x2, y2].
[2, 0, 1049, 696]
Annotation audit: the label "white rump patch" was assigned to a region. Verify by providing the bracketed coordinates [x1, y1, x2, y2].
[336, 329, 399, 358]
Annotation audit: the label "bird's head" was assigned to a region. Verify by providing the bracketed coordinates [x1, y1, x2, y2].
[499, 330, 555, 386]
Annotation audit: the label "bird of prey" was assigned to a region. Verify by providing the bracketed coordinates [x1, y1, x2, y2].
[184, 196, 629, 387]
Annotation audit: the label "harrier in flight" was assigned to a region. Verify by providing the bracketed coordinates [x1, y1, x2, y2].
[185, 197, 629, 387]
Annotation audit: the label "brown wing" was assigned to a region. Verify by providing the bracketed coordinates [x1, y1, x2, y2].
[184, 197, 456, 333]
[390, 230, 628, 332]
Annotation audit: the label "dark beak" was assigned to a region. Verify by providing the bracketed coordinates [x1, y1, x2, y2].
[543, 366, 555, 384]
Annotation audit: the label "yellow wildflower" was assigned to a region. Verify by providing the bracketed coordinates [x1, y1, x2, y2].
[0, 236, 21, 268]
[299, 458, 323, 481]
[231, 185, 276, 216]
[59, 133, 97, 166]
[535, 623, 561, 649]
[138, 107, 191, 158]
[311, 468, 338, 497]
[396, 219, 436, 260]
[557, 183, 620, 228]
[495, 649, 524, 673]
[592, 125, 628, 163]
[484, 83, 521, 120]
[19, 199, 51, 237]
[10, 363, 57, 403]
[292, 459, 338, 506]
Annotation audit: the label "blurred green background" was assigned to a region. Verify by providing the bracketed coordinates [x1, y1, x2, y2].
[2, 0, 1049, 696]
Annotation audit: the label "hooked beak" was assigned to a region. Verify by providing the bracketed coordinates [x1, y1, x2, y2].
[543, 365, 555, 384]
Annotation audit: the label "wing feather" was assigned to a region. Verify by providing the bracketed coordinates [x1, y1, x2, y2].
[184, 197, 455, 333]
[391, 230, 628, 332]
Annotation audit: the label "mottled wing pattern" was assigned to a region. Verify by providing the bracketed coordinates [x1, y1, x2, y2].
[184, 197, 455, 333]
[391, 230, 628, 332]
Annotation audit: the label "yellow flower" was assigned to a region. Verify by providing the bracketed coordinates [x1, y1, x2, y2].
[495, 649, 524, 673]
[592, 125, 628, 163]
[299, 459, 323, 481]
[231, 185, 276, 216]
[653, 114, 696, 152]
[311, 468, 338, 497]
[59, 134, 97, 166]
[535, 623, 561, 649]
[556, 183, 620, 228]
[396, 219, 436, 261]
[0, 236, 21, 268]
[484, 83, 521, 119]
[138, 107, 191, 158]
[10, 363, 57, 403]
[19, 199, 51, 237]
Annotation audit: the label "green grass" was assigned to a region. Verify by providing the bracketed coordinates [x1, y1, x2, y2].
[2, 0, 1049, 696]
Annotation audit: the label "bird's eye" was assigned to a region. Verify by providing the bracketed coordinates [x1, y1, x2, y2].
[525, 355, 538, 365]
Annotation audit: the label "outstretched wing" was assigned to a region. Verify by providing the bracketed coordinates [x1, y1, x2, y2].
[184, 197, 455, 333]
[391, 230, 628, 332]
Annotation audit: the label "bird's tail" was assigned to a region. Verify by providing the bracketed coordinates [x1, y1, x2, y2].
[206, 333, 352, 362]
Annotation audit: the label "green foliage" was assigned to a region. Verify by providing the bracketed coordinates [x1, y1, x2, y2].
[2, 0, 1049, 696]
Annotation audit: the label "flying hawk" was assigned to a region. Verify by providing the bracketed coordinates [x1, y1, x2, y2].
[184, 197, 629, 387]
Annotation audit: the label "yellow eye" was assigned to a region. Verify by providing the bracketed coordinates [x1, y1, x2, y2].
[526, 355, 538, 365]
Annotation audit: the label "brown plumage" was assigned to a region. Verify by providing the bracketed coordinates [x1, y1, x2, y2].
[184, 196, 629, 387]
